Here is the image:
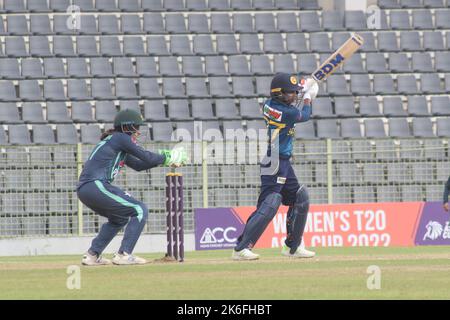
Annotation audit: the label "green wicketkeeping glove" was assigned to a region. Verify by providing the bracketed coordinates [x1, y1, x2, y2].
[159, 147, 188, 167]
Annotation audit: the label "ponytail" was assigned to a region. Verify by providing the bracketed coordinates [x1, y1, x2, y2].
[100, 128, 116, 140]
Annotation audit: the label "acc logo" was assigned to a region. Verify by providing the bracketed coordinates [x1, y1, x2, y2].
[263, 104, 282, 122]
[290, 76, 297, 85]
[200, 227, 238, 244]
[423, 221, 443, 241]
[313, 53, 345, 81]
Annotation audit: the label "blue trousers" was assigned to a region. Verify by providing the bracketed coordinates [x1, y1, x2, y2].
[236, 158, 301, 248]
[77, 180, 148, 255]
[257, 158, 300, 208]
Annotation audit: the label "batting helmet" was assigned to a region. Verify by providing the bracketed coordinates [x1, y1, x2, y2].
[113, 109, 144, 128]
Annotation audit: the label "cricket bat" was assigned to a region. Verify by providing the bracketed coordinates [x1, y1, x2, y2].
[311, 33, 364, 82]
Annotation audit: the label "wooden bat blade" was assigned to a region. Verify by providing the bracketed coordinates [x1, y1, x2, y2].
[311, 33, 364, 82]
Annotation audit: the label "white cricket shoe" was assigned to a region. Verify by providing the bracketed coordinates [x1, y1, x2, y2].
[231, 248, 260, 261]
[112, 252, 147, 265]
[81, 252, 112, 266]
[281, 244, 316, 258]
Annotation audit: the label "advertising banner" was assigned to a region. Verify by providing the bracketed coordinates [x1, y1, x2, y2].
[194, 202, 440, 250]
[414, 202, 450, 245]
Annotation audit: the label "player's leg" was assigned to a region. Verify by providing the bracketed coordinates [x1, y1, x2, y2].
[78, 181, 148, 265]
[280, 166, 315, 258]
[233, 160, 289, 259]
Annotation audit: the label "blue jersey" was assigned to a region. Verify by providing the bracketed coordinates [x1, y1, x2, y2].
[262, 98, 312, 159]
[77, 132, 165, 189]
[444, 176, 450, 204]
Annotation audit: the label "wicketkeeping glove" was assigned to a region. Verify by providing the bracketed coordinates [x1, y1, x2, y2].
[159, 147, 188, 167]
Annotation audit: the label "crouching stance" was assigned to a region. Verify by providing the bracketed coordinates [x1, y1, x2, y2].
[232, 73, 317, 260]
[78, 109, 187, 266]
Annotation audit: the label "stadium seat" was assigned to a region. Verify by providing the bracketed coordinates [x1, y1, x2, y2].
[250, 55, 272, 76]
[21, 58, 43, 79]
[166, 14, 188, 34]
[408, 96, 429, 116]
[0, 58, 21, 79]
[340, 119, 362, 138]
[277, 12, 299, 33]
[72, 102, 94, 123]
[423, 31, 445, 51]
[191, 99, 216, 120]
[240, 99, 261, 119]
[143, 13, 165, 33]
[0, 102, 21, 123]
[390, 10, 411, 30]
[239, 34, 263, 54]
[412, 118, 435, 137]
[322, 11, 345, 31]
[77, 36, 99, 56]
[412, 52, 433, 72]
[412, 9, 434, 29]
[397, 75, 419, 95]
[388, 118, 411, 137]
[162, 78, 186, 99]
[263, 34, 286, 54]
[310, 33, 332, 53]
[431, 96, 450, 116]
[211, 14, 233, 33]
[185, 78, 210, 98]
[345, 10, 367, 30]
[95, 101, 116, 122]
[139, 78, 163, 99]
[100, 36, 122, 56]
[389, 53, 411, 73]
[359, 97, 382, 117]
[436, 118, 450, 137]
[383, 97, 407, 116]
[67, 58, 90, 78]
[373, 75, 396, 95]
[123, 37, 146, 56]
[335, 97, 357, 117]
[193, 35, 216, 55]
[255, 13, 277, 33]
[286, 33, 308, 53]
[19, 80, 43, 101]
[400, 31, 422, 51]
[22, 102, 46, 123]
[273, 55, 295, 74]
[435, 9, 450, 29]
[299, 12, 321, 32]
[91, 79, 114, 100]
[326, 75, 350, 96]
[421, 74, 444, 94]
[350, 74, 372, 95]
[217, 35, 240, 55]
[378, 32, 399, 52]
[30, 15, 52, 35]
[170, 35, 192, 56]
[33, 124, 56, 144]
[53, 36, 76, 57]
[67, 79, 90, 100]
[232, 77, 256, 98]
[188, 14, 209, 34]
[364, 119, 386, 138]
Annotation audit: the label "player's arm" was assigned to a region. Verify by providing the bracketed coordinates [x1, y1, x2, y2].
[294, 78, 318, 123]
[443, 177, 450, 212]
[294, 100, 312, 123]
[117, 134, 166, 171]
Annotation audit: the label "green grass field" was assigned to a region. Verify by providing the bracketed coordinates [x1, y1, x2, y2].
[1, 246, 449, 300]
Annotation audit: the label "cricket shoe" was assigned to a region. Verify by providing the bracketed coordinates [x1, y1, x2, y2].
[81, 252, 112, 266]
[281, 244, 315, 258]
[112, 252, 147, 265]
[231, 248, 260, 261]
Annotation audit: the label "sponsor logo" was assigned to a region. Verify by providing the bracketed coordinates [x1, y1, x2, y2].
[313, 53, 345, 81]
[277, 177, 286, 184]
[199, 227, 238, 245]
[263, 105, 282, 122]
[423, 221, 450, 241]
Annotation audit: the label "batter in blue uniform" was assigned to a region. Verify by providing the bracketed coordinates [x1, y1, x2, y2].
[78, 109, 187, 266]
[444, 176, 450, 212]
[233, 73, 318, 260]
